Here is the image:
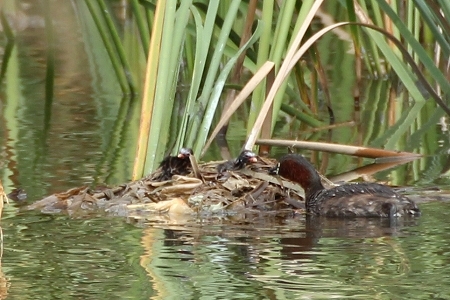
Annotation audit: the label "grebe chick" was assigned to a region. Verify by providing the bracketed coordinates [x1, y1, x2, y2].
[217, 150, 258, 174]
[154, 148, 193, 181]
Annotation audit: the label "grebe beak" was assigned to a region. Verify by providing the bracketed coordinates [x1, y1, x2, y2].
[268, 163, 280, 175]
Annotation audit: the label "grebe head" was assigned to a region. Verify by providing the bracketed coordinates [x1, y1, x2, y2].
[270, 154, 325, 196]
[236, 150, 258, 165]
[178, 148, 193, 158]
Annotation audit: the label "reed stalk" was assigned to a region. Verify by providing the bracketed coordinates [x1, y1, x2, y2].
[84, 0, 131, 94]
[132, 0, 166, 179]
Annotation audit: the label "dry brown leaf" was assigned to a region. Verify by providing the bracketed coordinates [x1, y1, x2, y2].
[54, 186, 89, 200]
[147, 181, 170, 187]
[256, 139, 421, 158]
[154, 183, 203, 194]
[127, 197, 194, 215]
[222, 176, 252, 191]
[171, 175, 203, 183]
[189, 155, 204, 181]
[26, 194, 63, 212]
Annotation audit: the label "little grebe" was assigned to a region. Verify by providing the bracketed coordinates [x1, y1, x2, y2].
[270, 154, 421, 218]
[155, 148, 193, 181]
[217, 150, 258, 174]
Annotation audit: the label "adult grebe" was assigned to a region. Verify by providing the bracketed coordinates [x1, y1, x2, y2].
[270, 154, 420, 218]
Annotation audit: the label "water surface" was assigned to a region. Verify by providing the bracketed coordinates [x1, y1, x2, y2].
[2, 201, 450, 299]
[1, 2, 450, 299]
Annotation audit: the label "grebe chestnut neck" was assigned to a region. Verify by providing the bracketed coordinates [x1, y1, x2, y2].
[270, 154, 420, 218]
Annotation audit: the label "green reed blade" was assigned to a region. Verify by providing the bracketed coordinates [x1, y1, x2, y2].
[0, 11, 14, 82]
[413, 0, 450, 57]
[247, 0, 273, 129]
[143, 0, 193, 173]
[97, 0, 136, 93]
[44, 0, 54, 133]
[193, 20, 263, 154]
[175, 3, 219, 151]
[132, 0, 166, 179]
[84, 0, 130, 94]
[130, 0, 150, 54]
[376, 0, 450, 96]
[185, 0, 242, 149]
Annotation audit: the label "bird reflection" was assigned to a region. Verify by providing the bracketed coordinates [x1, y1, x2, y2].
[279, 215, 419, 261]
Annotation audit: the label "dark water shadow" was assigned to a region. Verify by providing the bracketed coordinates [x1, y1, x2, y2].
[143, 211, 420, 260]
[135, 213, 422, 298]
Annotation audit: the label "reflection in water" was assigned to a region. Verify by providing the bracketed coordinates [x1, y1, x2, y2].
[2, 212, 152, 299]
[0, 1, 138, 202]
[2, 2, 450, 300]
[137, 211, 432, 300]
[0, 260, 8, 300]
[0, 201, 449, 299]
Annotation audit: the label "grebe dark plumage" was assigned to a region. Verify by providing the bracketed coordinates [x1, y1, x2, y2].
[154, 148, 193, 181]
[217, 150, 258, 174]
[270, 154, 420, 218]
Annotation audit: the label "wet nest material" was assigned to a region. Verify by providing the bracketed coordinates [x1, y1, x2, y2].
[26, 159, 307, 221]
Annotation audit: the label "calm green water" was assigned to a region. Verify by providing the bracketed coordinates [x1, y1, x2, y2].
[2, 1, 450, 299]
[2, 201, 450, 299]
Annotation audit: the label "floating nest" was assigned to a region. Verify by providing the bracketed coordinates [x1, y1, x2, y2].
[26, 158, 307, 222]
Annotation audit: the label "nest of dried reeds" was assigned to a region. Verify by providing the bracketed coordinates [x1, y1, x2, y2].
[26, 158, 306, 222]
